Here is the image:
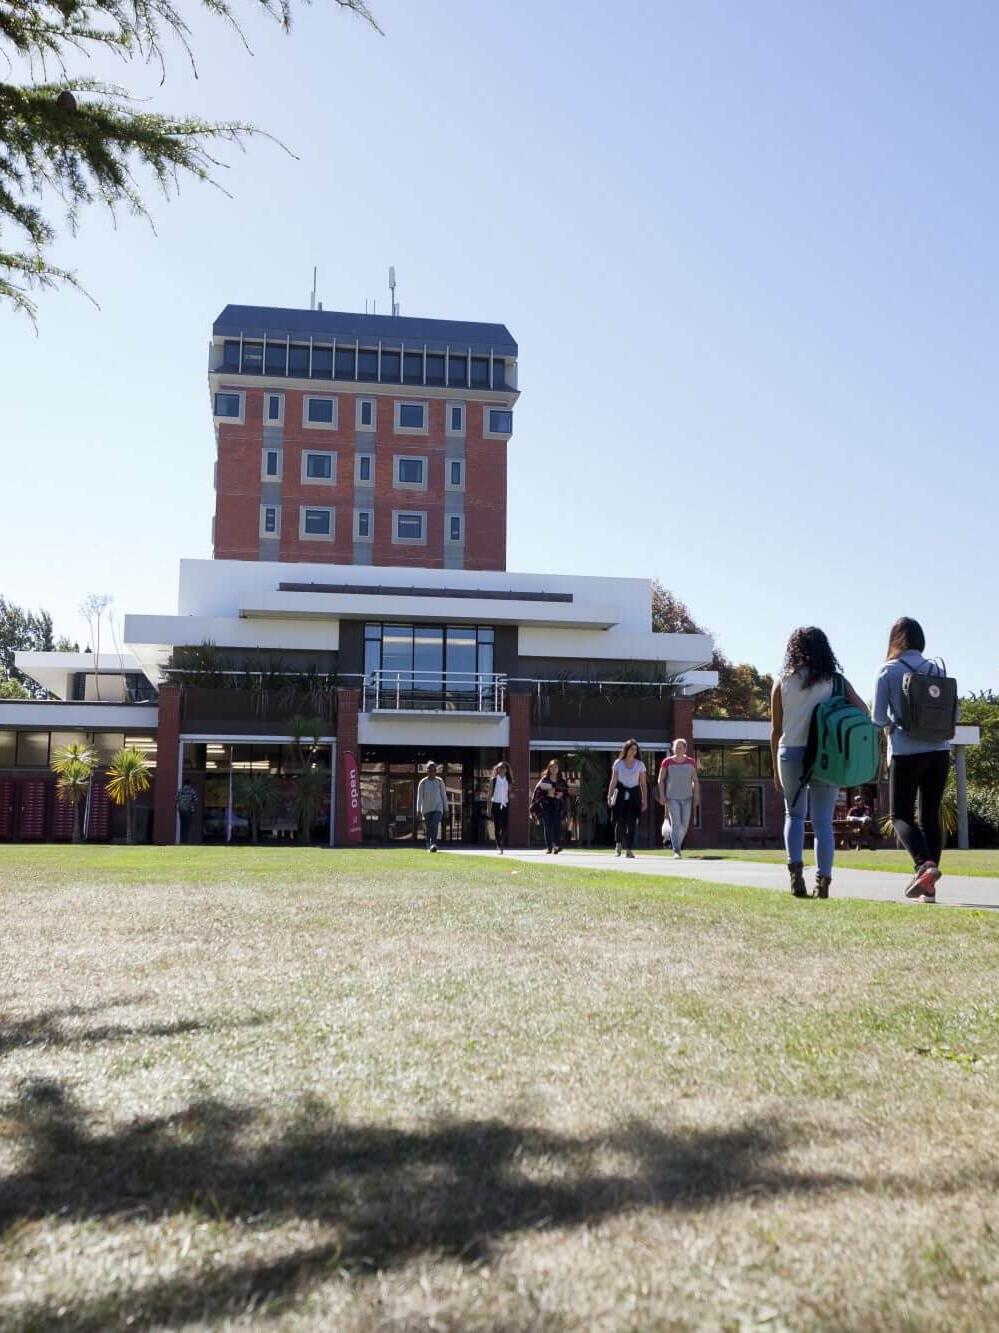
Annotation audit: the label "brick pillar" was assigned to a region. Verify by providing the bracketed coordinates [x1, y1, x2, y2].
[508, 691, 532, 849]
[334, 686, 360, 846]
[153, 684, 182, 846]
[671, 695, 695, 749]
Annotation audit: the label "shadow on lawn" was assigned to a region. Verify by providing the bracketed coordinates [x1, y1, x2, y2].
[0, 998, 270, 1058]
[4, 1078, 861, 1331]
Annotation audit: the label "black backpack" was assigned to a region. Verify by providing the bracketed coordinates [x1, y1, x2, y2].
[899, 658, 958, 743]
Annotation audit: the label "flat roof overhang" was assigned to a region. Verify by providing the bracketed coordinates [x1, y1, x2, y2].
[239, 590, 621, 629]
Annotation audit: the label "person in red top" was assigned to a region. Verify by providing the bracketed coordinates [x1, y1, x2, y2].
[657, 740, 700, 858]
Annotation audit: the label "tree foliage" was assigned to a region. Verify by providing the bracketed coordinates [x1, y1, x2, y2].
[0, 594, 55, 695]
[650, 581, 773, 719]
[1, 0, 380, 319]
[958, 692, 999, 790]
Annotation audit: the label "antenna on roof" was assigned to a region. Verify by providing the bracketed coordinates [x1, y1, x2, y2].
[309, 266, 317, 311]
[389, 265, 399, 317]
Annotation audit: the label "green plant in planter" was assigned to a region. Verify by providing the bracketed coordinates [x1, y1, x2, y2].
[51, 742, 96, 843]
[234, 771, 281, 844]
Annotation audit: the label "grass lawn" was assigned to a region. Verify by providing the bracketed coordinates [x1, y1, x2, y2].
[676, 848, 999, 878]
[3, 846, 999, 1331]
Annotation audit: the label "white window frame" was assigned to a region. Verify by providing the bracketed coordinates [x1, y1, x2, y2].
[483, 405, 513, 439]
[393, 455, 428, 491]
[299, 506, 335, 541]
[213, 389, 245, 424]
[303, 395, 338, 430]
[261, 448, 282, 482]
[394, 400, 428, 435]
[301, 451, 337, 485]
[392, 510, 427, 545]
[446, 513, 464, 545]
[259, 504, 281, 538]
[265, 392, 285, 426]
[353, 508, 374, 541]
[445, 458, 465, 491]
[356, 397, 377, 431]
[446, 404, 465, 435]
[355, 452, 374, 485]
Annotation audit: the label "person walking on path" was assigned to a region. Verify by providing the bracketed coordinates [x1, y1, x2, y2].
[176, 780, 198, 844]
[657, 738, 699, 858]
[487, 761, 513, 854]
[416, 761, 449, 852]
[872, 617, 952, 902]
[607, 739, 648, 858]
[770, 627, 868, 899]
[532, 759, 567, 854]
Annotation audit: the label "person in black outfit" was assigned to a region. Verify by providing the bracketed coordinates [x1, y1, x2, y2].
[532, 759, 567, 854]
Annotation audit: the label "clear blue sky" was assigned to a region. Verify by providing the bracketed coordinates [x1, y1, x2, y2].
[4, 0, 998, 693]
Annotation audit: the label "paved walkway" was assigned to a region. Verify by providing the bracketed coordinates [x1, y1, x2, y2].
[455, 848, 999, 910]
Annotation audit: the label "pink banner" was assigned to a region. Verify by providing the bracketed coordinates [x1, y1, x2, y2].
[342, 751, 363, 844]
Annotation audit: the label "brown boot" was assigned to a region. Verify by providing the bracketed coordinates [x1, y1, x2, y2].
[814, 874, 832, 899]
[788, 862, 808, 898]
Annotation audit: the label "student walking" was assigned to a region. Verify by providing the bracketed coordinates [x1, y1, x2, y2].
[607, 739, 648, 858]
[657, 738, 699, 858]
[872, 617, 955, 902]
[532, 759, 567, 854]
[416, 761, 449, 852]
[176, 780, 198, 843]
[770, 627, 868, 899]
[487, 761, 512, 854]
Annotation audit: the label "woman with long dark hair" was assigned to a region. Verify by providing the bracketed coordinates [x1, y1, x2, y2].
[770, 627, 867, 898]
[532, 758, 567, 854]
[607, 738, 648, 858]
[487, 761, 513, 854]
[872, 617, 951, 901]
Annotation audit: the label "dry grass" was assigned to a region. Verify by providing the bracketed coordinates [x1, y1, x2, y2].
[2, 846, 999, 1331]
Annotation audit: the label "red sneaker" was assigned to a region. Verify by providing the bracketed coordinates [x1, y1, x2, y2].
[905, 862, 941, 900]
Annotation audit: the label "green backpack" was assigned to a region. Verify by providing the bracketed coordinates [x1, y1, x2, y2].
[794, 674, 882, 802]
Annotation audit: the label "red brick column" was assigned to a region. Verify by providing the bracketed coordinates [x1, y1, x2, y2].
[334, 686, 360, 846]
[671, 696, 695, 748]
[153, 685, 182, 846]
[507, 692, 532, 848]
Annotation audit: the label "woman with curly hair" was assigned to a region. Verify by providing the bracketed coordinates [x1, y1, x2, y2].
[769, 627, 868, 899]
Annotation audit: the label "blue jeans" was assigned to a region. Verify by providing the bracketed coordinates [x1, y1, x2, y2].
[667, 798, 692, 853]
[424, 809, 442, 848]
[778, 745, 838, 878]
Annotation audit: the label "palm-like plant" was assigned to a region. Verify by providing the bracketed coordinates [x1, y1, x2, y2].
[52, 743, 96, 844]
[292, 765, 329, 842]
[105, 747, 151, 844]
[234, 771, 281, 844]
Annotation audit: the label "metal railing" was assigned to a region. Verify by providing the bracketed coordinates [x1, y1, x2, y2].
[363, 670, 507, 714]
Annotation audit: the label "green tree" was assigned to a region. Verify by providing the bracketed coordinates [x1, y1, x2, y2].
[234, 770, 280, 844]
[0, 676, 29, 698]
[958, 693, 999, 789]
[1, 0, 380, 320]
[0, 596, 56, 696]
[52, 741, 96, 843]
[105, 745, 151, 843]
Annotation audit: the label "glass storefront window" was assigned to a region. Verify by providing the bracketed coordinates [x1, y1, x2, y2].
[723, 784, 764, 828]
[15, 732, 48, 766]
[0, 730, 15, 767]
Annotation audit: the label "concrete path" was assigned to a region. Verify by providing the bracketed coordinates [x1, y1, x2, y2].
[454, 848, 999, 911]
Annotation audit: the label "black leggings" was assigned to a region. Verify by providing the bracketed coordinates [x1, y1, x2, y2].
[889, 751, 950, 868]
[614, 786, 642, 852]
[491, 801, 509, 849]
[541, 803, 562, 850]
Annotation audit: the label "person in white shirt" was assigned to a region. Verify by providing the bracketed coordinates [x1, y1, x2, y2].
[487, 761, 513, 854]
[607, 738, 648, 858]
[415, 761, 449, 852]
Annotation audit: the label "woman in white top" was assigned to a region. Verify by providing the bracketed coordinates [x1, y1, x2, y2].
[607, 738, 648, 858]
[487, 761, 512, 855]
[770, 627, 867, 899]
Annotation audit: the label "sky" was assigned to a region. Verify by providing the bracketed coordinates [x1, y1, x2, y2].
[3, 0, 998, 693]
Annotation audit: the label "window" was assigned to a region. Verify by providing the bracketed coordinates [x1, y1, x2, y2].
[264, 343, 287, 376]
[355, 453, 373, 484]
[696, 744, 772, 779]
[289, 343, 310, 376]
[262, 448, 281, 479]
[395, 402, 427, 432]
[426, 353, 445, 385]
[487, 408, 513, 435]
[403, 351, 424, 384]
[447, 354, 467, 387]
[15, 732, 49, 766]
[242, 342, 263, 373]
[446, 458, 464, 490]
[303, 451, 336, 482]
[300, 507, 334, 539]
[394, 456, 426, 489]
[260, 505, 280, 537]
[354, 508, 373, 540]
[311, 345, 333, 378]
[394, 511, 426, 543]
[358, 348, 378, 381]
[723, 784, 764, 828]
[363, 623, 495, 685]
[381, 349, 401, 382]
[470, 356, 490, 387]
[448, 405, 464, 434]
[334, 346, 357, 380]
[304, 396, 337, 428]
[222, 340, 241, 370]
[357, 398, 375, 430]
[266, 393, 284, 424]
[492, 358, 507, 389]
[213, 392, 242, 420]
[447, 514, 463, 543]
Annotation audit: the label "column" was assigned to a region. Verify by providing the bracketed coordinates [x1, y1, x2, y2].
[954, 745, 969, 850]
[153, 684, 182, 846]
[334, 686, 360, 847]
[671, 695, 695, 748]
[507, 691, 531, 849]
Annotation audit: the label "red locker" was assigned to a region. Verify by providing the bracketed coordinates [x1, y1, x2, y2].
[0, 779, 14, 839]
[51, 786, 76, 841]
[86, 779, 111, 841]
[18, 780, 48, 840]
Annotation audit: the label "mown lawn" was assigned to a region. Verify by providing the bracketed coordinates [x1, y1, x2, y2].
[2, 846, 999, 1331]
[680, 848, 999, 877]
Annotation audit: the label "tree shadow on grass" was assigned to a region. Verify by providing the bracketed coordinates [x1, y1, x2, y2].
[0, 1000, 270, 1058]
[1, 1078, 861, 1330]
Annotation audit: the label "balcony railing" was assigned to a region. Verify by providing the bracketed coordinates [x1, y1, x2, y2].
[363, 670, 507, 715]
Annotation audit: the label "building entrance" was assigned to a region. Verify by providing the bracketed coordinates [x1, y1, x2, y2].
[359, 746, 503, 845]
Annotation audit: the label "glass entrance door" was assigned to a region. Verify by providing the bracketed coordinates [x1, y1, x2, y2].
[387, 775, 417, 841]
